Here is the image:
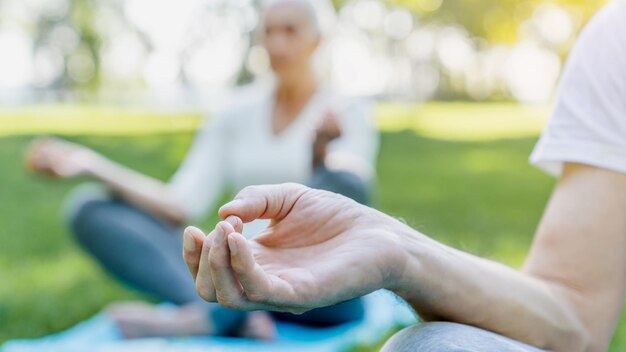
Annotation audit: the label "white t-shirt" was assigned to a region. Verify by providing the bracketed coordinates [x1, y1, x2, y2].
[168, 78, 379, 232]
[530, 0, 626, 176]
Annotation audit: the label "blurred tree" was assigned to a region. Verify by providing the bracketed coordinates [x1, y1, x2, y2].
[68, 0, 100, 90]
[388, 0, 608, 44]
[11, 0, 612, 100]
[331, 0, 608, 44]
[32, 0, 102, 91]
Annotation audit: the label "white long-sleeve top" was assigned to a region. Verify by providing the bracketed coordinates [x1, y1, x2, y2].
[168, 78, 379, 229]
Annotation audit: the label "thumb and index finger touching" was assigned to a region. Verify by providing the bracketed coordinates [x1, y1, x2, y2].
[184, 183, 309, 279]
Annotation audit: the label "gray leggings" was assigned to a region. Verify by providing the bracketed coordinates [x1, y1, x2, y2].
[66, 167, 367, 335]
[383, 322, 549, 352]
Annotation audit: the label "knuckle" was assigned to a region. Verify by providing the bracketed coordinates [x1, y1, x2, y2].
[245, 291, 264, 303]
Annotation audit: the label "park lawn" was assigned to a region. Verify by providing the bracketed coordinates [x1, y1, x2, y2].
[1, 102, 625, 350]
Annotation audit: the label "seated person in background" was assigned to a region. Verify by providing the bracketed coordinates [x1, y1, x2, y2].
[26, 0, 378, 339]
[183, 1, 626, 351]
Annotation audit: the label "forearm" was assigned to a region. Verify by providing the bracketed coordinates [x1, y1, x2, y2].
[85, 154, 187, 224]
[387, 225, 588, 351]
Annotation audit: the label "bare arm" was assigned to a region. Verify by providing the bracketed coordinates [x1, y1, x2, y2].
[392, 163, 626, 351]
[524, 163, 626, 349]
[27, 137, 187, 224]
[84, 153, 187, 224]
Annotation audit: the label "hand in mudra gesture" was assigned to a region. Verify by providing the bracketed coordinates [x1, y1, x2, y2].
[26, 137, 97, 178]
[183, 183, 407, 314]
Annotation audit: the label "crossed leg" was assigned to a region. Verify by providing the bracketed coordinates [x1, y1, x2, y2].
[382, 322, 548, 352]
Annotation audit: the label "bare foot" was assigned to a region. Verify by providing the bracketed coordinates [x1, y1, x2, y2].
[106, 301, 213, 338]
[105, 301, 277, 340]
[238, 311, 277, 340]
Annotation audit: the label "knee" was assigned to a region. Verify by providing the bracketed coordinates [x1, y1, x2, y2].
[310, 167, 370, 205]
[381, 322, 481, 352]
[63, 183, 113, 240]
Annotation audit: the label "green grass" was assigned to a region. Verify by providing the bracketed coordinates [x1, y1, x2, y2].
[1, 103, 625, 350]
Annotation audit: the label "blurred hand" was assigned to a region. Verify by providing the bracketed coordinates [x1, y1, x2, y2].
[26, 137, 98, 178]
[312, 110, 341, 169]
[183, 183, 406, 313]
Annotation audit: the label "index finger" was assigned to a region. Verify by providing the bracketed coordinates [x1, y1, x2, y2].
[218, 183, 310, 223]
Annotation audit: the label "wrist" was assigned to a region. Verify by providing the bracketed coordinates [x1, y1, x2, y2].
[382, 219, 433, 301]
[81, 150, 105, 176]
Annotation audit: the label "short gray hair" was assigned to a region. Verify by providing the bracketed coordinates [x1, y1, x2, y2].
[262, 0, 322, 35]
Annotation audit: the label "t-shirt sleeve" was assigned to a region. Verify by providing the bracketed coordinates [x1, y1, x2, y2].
[326, 98, 380, 181]
[530, 0, 626, 177]
[167, 112, 230, 221]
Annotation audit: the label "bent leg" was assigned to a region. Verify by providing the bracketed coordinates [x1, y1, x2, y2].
[309, 165, 370, 205]
[271, 298, 365, 327]
[66, 184, 198, 304]
[65, 184, 248, 336]
[381, 322, 548, 352]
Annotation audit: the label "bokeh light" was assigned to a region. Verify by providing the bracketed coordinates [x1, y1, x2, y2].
[0, 0, 606, 105]
[0, 30, 33, 89]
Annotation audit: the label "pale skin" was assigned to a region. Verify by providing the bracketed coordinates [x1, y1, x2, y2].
[25, 0, 337, 339]
[183, 163, 626, 351]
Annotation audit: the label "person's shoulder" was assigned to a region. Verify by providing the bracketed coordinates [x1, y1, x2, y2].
[594, 0, 626, 25]
[577, 0, 626, 47]
[559, 0, 626, 93]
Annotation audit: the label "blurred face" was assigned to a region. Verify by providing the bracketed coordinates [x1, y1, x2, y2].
[262, 2, 320, 79]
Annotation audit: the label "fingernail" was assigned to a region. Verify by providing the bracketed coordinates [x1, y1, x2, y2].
[213, 226, 224, 245]
[226, 216, 239, 228]
[227, 235, 238, 255]
[183, 232, 196, 251]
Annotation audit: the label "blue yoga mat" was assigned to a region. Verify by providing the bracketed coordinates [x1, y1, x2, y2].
[2, 290, 416, 352]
